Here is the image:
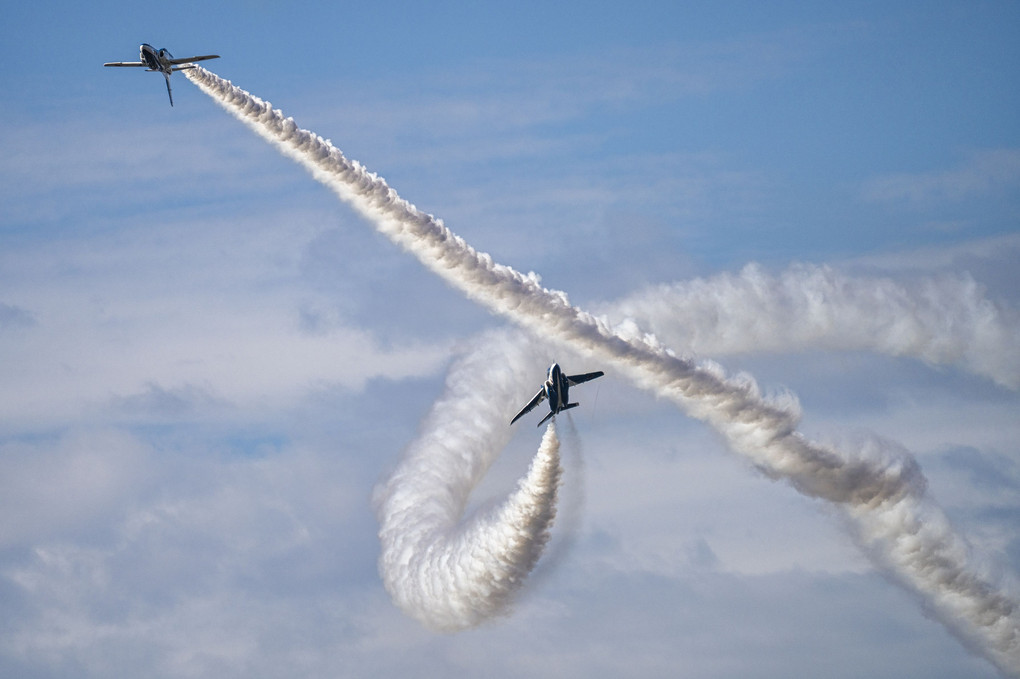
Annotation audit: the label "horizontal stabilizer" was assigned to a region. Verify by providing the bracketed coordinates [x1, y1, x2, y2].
[536, 403, 579, 427]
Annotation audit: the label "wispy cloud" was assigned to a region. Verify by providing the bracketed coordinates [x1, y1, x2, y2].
[0, 302, 35, 330]
[862, 149, 1020, 206]
[0, 203, 451, 434]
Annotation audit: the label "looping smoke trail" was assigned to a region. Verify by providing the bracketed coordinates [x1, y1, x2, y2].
[605, 262, 1020, 388]
[372, 331, 561, 630]
[186, 68, 1020, 675]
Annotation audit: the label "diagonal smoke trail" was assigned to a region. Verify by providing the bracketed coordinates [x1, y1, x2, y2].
[605, 262, 1020, 388]
[186, 68, 1020, 675]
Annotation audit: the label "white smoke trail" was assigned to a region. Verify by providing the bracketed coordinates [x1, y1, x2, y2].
[605, 262, 1020, 388]
[372, 330, 561, 630]
[186, 68, 1020, 675]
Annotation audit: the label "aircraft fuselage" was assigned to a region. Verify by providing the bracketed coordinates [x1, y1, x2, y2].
[510, 361, 603, 426]
[544, 363, 567, 413]
[139, 44, 175, 74]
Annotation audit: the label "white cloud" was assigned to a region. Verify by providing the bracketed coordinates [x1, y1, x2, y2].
[0, 202, 452, 433]
[0, 429, 152, 548]
[862, 149, 1020, 206]
[0, 439, 379, 678]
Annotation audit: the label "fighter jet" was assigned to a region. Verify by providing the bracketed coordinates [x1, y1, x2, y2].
[104, 44, 219, 106]
[510, 363, 604, 427]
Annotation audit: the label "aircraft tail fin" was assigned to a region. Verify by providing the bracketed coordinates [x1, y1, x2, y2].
[536, 411, 556, 427]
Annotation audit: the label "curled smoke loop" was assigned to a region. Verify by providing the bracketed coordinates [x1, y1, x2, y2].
[186, 67, 1020, 676]
[372, 330, 563, 630]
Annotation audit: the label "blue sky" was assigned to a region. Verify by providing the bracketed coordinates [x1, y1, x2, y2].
[2, 2, 1019, 678]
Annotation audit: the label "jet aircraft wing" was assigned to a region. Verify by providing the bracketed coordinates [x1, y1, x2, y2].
[510, 389, 546, 426]
[103, 61, 147, 67]
[566, 371, 604, 386]
[167, 54, 220, 65]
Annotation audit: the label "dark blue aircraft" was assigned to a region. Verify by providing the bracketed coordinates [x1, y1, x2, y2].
[105, 44, 219, 106]
[511, 363, 604, 427]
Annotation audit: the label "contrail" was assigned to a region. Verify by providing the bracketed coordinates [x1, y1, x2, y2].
[186, 68, 1020, 675]
[373, 329, 562, 630]
[605, 262, 1020, 388]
